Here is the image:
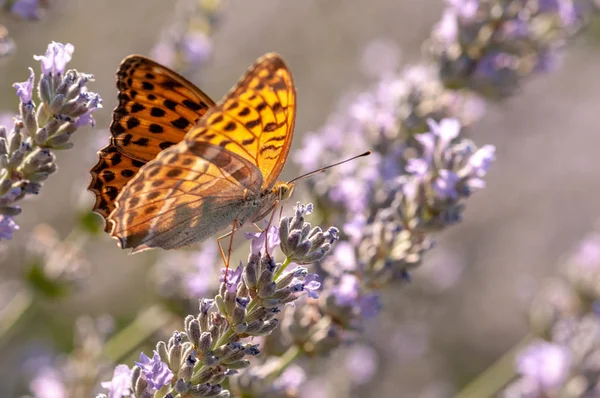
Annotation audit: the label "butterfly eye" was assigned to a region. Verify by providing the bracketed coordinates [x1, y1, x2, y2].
[278, 183, 294, 200]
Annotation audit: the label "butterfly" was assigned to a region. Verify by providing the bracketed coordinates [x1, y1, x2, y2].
[89, 53, 296, 254]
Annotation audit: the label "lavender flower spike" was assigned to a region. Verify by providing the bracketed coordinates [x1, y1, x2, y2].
[0, 42, 101, 239]
[115, 204, 335, 397]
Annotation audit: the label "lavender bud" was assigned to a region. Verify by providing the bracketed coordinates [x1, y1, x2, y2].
[169, 345, 182, 376]
[275, 270, 295, 288]
[179, 354, 196, 383]
[188, 319, 201, 347]
[157, 341, 169, 363]
[191, 366, 215, 384]
[8, 130, 21, 153]
[257, 281, 277, 298]
[174, 379, 190, 394]
[45, 130, 72, 147]
[8, 150, 25, 167]
[38, 75, 52, 104]
[243, 259, 258, 289]
[231, 305, 246, 325]
[198, 332, 212, 355]
[226, 360, 251, 369]
[50, 94, 65, 114]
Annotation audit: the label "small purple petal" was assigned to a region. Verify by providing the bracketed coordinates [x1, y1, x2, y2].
[245, 224, 280, 255]
[13, 68, 35, 104]
[220, 263, 243, 293]
[0, 215, 19, 240]
[433, 170, 461, 200]
[134, 351, 173, 390]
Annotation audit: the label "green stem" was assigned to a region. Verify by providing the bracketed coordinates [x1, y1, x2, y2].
[0, 287, 34, 344]
[455, 333, 532, 398]
[273, 257, 292, 281]
[271, 345, 302, 380]
[103, 305, 175, 363]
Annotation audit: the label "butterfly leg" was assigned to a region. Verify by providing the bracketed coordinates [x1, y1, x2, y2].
[251, 223, 262, 232]
[217, 222, 237, 284]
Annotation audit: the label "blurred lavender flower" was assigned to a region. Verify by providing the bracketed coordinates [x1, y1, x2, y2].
[25, 224, 91, 297]
[100, 365, 131, 398]
[503, 231, 600, 396]
[29, 367, 67, 398]
[152, 240, 219, 303]
[0, 24, 15, 58]
[150, 0, 222, 74]
[8, 0, 46, 19]
[104, 203, 336, 397]
[0, 42, 101, 239]
[27, 316, 115, 398]
[231, 359, 307, 398]
[428, 0, 583, 98]
[0, 214, 18, 239]
[345, 344, 379, 386]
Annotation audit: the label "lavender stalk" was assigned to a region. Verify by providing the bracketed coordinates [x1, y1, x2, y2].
[0, 42, 102, 239]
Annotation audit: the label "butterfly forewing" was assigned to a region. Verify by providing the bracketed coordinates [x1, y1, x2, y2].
[89, 56, 216, 231]
[186, 53, 296, 190]
[112, 56, 216, 161]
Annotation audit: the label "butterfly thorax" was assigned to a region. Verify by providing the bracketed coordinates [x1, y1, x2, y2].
[249, 181, 295, 223]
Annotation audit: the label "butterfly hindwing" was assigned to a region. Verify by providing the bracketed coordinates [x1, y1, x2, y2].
[109, 141, 264, 251]
[89, 145, 146, 231]
[88, 56, 216, 231]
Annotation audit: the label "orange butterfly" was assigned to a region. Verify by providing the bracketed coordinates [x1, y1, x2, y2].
[89, 53, 296, 254]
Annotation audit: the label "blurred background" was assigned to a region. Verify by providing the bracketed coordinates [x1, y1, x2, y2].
[1, 0, 599, 396]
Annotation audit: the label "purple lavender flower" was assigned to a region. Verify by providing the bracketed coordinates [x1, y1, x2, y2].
[34, 42, 74, 76]
[514, 340, 572, 394]
[101, 364, 132, 398]
[245, 224, 281, 256]
[182, 31, 213, 65]
[331, 274, 360, 306]
[291, 273, 321, 299]
[358, 293, 382, 318]
[0, 215, 19, 240]
[134, 351, 173, 390]
[10, 0, 43, 20]
[13, 68, 35, 104]
[220, 263, 243, 293]
[73, 92, 102, 128]
[0, 42, 100, 239]
[345, 344, 379, 385]
[429, 0, 581, 98]
[29, 367, 66, 398]
[271, 364, 306, 394]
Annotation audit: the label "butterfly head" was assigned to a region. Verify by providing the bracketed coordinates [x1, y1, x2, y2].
[273, 181, 295, 201]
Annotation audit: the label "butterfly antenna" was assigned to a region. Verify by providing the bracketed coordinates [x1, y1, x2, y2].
[287, 151, 371, 184]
